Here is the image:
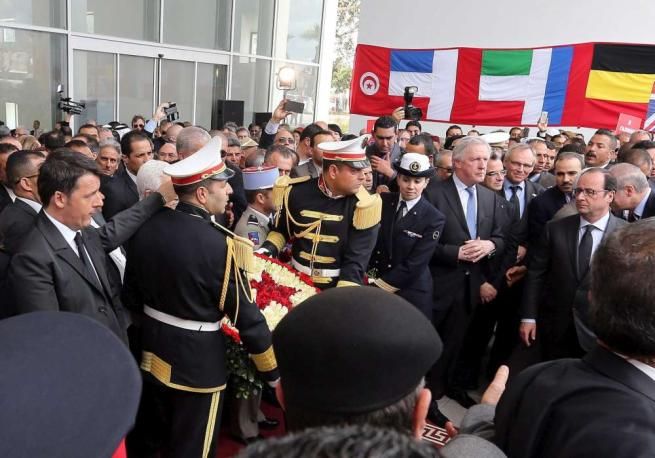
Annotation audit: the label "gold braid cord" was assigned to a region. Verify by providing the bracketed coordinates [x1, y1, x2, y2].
[353, 186, 382, 230]
[283, 186, 326, 273]
[215, 222, 255, 325]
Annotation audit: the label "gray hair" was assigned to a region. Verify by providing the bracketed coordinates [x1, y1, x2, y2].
[555, 152, 585, 169]
[176, 126, 211, 156]
[505, 143, 536, 163]
[99, 139, 121, 155]
[452, 136, 491, 161]
[136, 159, 169, 199]
[434, 150, 452, 166]
[610, 162, 649, 193]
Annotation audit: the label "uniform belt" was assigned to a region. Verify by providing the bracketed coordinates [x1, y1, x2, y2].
[291, 258, 340, 278]
[143, 305, 221, 332]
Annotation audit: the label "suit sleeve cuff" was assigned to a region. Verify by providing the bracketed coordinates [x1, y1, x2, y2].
[264, 121, 279, 135]
[521, 319, 536, 323]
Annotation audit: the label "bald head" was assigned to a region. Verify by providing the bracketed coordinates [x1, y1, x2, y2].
[176, 127, 211, 159]
[0, 136, 22, 151]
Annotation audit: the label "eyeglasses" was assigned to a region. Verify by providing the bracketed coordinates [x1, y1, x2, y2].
[508, 160, 534, 170]
[436, 166, 453, 173]
[15, 173, 39, 184]
[277, 137, 295, 144]
[133, 124, 144, 128]
[573, 188, 611, 198]
[486, 169, 507, 177]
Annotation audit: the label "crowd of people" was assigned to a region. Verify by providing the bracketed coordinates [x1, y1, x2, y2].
[1, 98, 655, 458]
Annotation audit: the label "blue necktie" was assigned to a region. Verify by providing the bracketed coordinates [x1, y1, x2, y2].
[465, 186, 477, 239]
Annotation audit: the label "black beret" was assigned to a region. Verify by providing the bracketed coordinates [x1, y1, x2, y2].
[0, 311, 141, 457]
[273, 286, 442, 414]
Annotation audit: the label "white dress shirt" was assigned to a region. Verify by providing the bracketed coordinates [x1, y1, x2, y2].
[16, 196, 41, 213]
[90, 217, 126, 282]
[3, 184, 16, 202]
[126, 168, 137, 185]
[396, 194, 422, 217]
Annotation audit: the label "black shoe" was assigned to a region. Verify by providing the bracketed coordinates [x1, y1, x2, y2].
[446, 388, 477, 409]
[261, 384, 281, 407]
[426, 400, 450, 428]
[258, 417, 279, 429]
[233, 434, 264, 445]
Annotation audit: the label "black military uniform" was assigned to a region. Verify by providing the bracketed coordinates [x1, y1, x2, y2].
[261, 135, 381, 289]
[122, 136, 277, 458]
[368, 153, 446, 318]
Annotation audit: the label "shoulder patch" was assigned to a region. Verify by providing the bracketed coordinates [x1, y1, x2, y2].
[247, 214, 260, 226]
[247, 231, 260, 245]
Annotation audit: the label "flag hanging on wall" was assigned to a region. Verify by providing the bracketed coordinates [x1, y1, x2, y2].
[350, 43, 655, 129]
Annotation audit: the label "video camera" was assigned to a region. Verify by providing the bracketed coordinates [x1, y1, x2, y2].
[403, 86, 423, 121]
[56, 84, 85, 115]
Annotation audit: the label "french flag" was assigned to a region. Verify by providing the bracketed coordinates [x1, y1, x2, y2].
[644, 82, 655, 132]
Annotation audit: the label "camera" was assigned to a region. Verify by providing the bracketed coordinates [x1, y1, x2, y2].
[56, 84, 85, 115]
[164, 102, 179, 122]
[403, 86, 423, 121]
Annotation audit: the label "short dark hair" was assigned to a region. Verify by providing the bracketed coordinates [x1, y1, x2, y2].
[579, 167, 617, 192]
[558, 142, 586, 155]
[43, 130, 66, 151]
[6, 150, 45, 189]
[131, 115, 145, 126]
[590, 220, 655, 357]
[245, 188, 271, 205]
[238, 423, 439, 458]
[299, 123, 324, 143]
[446, 125, 462, 136]
[621, 148, 653, 170]
[64, 139, 89, 150]
[310, 129, 333, 148]
[443, 134, 466, 151]
[120, 130, 152, 157]
[407, 133, 436, 157]
[633, 140, 655, 150]
[78, 124, 98, 135]
[38, 149, 101, 207]
[405, 120, 422, 131]
[327, 123, 342, 137]
[284, 382, 422, 434]
[173, 178, 212, 199]
[264, 145, 295, 163]
[0, 142, 18, 156]
[373, 116, 397, 132]
[594, 129, 618, 150]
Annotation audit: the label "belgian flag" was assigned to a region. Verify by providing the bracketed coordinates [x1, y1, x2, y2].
[582, 44, 655, 126]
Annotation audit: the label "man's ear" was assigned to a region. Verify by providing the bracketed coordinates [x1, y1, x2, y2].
[412, 388, 432, 439]
[275, 382, 286, 410]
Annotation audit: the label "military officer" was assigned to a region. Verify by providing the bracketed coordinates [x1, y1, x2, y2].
[234, 165, 279, 249]
[122, 136, 278, 458]
[368, 153, 446, 319]
[260, 135, 381, 289]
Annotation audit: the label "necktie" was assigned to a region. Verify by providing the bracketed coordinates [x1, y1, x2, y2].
[74, 232, 101, 288]
[628, 210, 638, 222]
[396, 200, 407, 223]
[465, 186, 477, 239]
[509, 185, 521, 218]
[577, 225, 594, 277]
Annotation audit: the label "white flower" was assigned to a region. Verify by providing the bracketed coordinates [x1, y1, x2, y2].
[261, 302, 289, 331]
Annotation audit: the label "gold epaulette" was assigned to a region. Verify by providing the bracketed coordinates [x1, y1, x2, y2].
[272, 175, 310, 210]
[353, 186, 382, 230]
[211, 221, 255, 274]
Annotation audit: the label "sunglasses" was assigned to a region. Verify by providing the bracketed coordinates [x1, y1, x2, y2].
[133, 124, 144, 128]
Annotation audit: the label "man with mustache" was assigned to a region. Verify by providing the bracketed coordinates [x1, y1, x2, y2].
[585, 129, 618, 169]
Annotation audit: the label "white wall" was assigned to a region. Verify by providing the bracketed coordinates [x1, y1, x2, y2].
[350, 0, 655, 137]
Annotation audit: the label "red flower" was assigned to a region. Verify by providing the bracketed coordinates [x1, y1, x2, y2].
[222, 322, 242, 344]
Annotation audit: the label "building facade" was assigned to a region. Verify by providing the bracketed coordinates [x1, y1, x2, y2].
[0, 0, 336, 131]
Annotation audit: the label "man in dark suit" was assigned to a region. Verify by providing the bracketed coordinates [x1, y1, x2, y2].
[527, 138, 557, 188]
[101, 130, 153, 219]
[0, 142, 18, 213]
[369, 153, 446, 318]
[5, 150, 176, 342]
[290, 130, 332, 179]
[424, 136, 506, 425]
[520, 168, 627, 360]
[496, 220, 655, 457]
[527, 152, 584, 244]
[0, 150, 45, 254]
[610, 162, 655, 221]
[366, 116, 403, 191]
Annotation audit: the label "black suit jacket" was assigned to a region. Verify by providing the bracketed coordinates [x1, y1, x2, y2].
[425, 176, 506, 310]
[499, 179, 544, 246]
[636, 189, 655, 219]
[369, 193, 446, 318]
[521, 213, 627, 358]
[101, 168, 139, 219]
[5, 194, 165, 340]
[0, 186, 12, 214]
[0, 198, 38, 254]
[495, 345, 655, 458]
[527, 186, 569, 245]
[6, 212, 127, 341]
[291, 161, 320, 179]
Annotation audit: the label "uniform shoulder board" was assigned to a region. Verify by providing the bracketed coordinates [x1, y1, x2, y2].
[353, 186, 382, 230]
[272, 175, 310, 209]
[211, 220, 255, 273]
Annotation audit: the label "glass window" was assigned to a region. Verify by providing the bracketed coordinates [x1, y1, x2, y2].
[196, 63, 227, 130]
[73, 50, 116, 125]
[230, 57, 271, 128]
[163, 0, 231, 50]
[233, 0, 274, 57]
[0, 27, 66, 130]
[0, 0, 66, 29]
[160, 59, 194, 124]
[119, 54, 154, 125]
[271, 62, 318, 126]
[71, 0, 159, 42]
[275, 0, 324, 63]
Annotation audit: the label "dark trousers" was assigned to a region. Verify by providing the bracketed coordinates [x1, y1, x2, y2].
[128, 380, 225, 458]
